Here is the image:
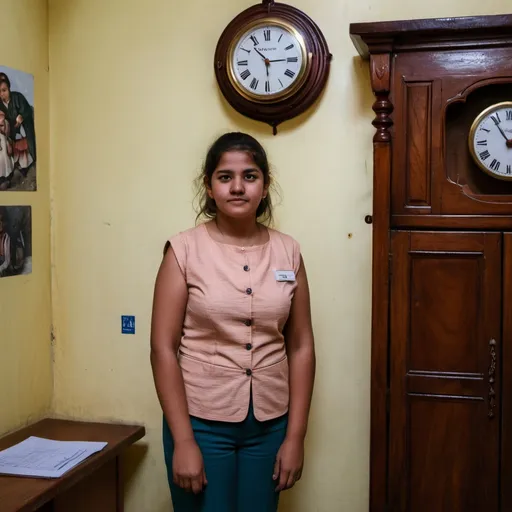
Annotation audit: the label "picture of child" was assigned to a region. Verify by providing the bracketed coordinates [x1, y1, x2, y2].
[0, 66, 37, 191]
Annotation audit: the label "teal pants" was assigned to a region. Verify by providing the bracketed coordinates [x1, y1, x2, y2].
[162, 401, 288, 512]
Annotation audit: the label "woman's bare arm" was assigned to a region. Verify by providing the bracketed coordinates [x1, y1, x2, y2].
[150, 245, 194, 443]
[274, 255, 316, 491]
[285, 255, 316, 441]
[150, 245, 207, 494]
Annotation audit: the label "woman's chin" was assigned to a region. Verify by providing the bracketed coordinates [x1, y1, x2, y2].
[218, 204, 256, 220]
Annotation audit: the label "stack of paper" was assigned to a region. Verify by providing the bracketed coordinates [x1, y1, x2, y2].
[0, 436, 108, 478]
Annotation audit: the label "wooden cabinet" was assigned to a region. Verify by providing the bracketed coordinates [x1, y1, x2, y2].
[350, 15, 512, 511]
[390, 231, 501, 512]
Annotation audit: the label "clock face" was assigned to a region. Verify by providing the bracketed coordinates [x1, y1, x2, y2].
[228, 19, 308, 102]
[469, 101, 512, 180]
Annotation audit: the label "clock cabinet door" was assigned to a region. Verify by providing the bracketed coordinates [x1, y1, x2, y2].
[390, 48, 512, 224]
[389, 230, 501, 512]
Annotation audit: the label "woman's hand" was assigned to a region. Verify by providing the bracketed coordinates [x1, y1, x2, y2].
[172, 439, 208, 494]
[273, 436, 304, 491]
[15, 115, 23, 127]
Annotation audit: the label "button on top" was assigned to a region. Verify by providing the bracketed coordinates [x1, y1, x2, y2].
[243, 265, 250, 272]
[246, 368, 252, 376]
[244, 319, 252, 326]
[246, 343, 253, 351]
[246, 288, 252, 295]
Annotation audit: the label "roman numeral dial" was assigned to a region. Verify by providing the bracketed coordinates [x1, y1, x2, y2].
[470, 102, 512, 181]
[230, 21, 306, 99]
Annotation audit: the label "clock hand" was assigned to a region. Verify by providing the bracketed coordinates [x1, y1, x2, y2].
[492, 118, 510, 142]
[268, 59, 287, 62]
[497, 124, 512, 147]
[253, 48, 270, 76]
[254, 49, 267, 60]
[497, 124, 509, 142]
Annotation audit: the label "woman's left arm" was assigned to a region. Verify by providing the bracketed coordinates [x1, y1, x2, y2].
[274, 254, 316, 491]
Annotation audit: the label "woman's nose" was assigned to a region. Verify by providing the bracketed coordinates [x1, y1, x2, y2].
[230, 178, 244, 193]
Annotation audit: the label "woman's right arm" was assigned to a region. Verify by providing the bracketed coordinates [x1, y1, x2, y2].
[150, 245, 207, 494]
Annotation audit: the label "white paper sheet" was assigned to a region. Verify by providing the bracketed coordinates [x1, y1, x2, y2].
[0, 436, 108, 478]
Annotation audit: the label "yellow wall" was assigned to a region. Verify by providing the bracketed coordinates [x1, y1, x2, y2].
[0, 0, 52, 434]
[48, 0, 510, 511]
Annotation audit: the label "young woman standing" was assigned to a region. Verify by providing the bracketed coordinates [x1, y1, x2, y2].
[150, 132, 316, 512]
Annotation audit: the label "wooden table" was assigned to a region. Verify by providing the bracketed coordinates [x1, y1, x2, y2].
[0, 418, 145, 512]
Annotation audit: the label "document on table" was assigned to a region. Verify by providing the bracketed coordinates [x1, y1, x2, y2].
[0, 436, 108, 478]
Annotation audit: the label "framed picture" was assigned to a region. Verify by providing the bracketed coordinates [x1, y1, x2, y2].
[0, 66, 36, 191]
[0, 205, 32, 278]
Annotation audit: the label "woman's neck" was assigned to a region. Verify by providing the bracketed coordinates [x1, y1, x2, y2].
[212, 214, 265, 246]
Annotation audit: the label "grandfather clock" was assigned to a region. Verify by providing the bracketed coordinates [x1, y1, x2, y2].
[350, 15, 512, 512]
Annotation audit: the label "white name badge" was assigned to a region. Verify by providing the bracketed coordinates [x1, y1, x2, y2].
[274, 270, 296, 282]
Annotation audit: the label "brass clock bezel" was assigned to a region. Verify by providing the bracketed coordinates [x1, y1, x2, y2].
[468, 100, 512, 181]
[226, 17, 312, 104]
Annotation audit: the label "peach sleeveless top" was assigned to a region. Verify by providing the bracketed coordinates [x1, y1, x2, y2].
[169, 222, 301, 422]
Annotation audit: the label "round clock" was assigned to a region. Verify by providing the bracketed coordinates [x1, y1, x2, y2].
[468, 101, 512, 181]
[214, 0, 331, 134]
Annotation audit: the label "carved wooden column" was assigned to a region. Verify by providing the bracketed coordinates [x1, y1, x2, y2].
[368, 50, 393, 512]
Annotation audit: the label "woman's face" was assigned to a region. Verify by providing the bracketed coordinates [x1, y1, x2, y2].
[208, 151, 268, 221]
[0, 83, 10, 102]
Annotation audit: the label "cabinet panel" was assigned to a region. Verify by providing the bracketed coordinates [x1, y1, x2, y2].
[389, 231, 501, 512]
[501, 233, 512, 511]
[405, 82, 432, 206]
[409, 255, 480, 372]
[392, 74, 437, 215]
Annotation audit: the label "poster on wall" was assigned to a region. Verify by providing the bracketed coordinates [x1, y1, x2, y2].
[0, 205, 32, 278]
[0, 66, 36, 191]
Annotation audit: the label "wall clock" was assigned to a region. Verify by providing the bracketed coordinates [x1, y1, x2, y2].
[214, 0, 331, 134]
[469, 101, 512, 181]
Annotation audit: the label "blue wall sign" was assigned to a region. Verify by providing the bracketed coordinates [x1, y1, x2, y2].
[122, 315, 135, 334]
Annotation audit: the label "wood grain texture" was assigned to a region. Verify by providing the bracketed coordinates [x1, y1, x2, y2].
[368, 141, 392, 511]
[389, 231, 501, 512]
[502, 234, 512, 512]
[350, 13, 512, 512]
[349, 14, 512, 58]
[52, 459, 118, 512]
[391, 76, 436, 214]
[370, 53, 393, 145]
[405, 83, 431, 206]
[0, 419, 145, 512]
[392, 215, 512, 229]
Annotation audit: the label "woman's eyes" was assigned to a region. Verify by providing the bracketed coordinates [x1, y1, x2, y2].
[218, 174, 257, 181]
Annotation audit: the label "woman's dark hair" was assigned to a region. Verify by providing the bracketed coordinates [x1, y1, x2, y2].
[0, 74, 10, 89]
[194, 132, 276, 225]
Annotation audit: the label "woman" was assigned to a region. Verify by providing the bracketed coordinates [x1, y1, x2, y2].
[0, 111, 14, 190]
[150, 132, 316, 511]
[0, 75, 36, 175]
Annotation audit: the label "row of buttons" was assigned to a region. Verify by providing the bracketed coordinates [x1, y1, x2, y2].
[244, 264, 252, 374]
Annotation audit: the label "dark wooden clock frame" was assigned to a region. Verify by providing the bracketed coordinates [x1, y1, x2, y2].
[214, 0, 331, 134]
[350, 14, 512, 512]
